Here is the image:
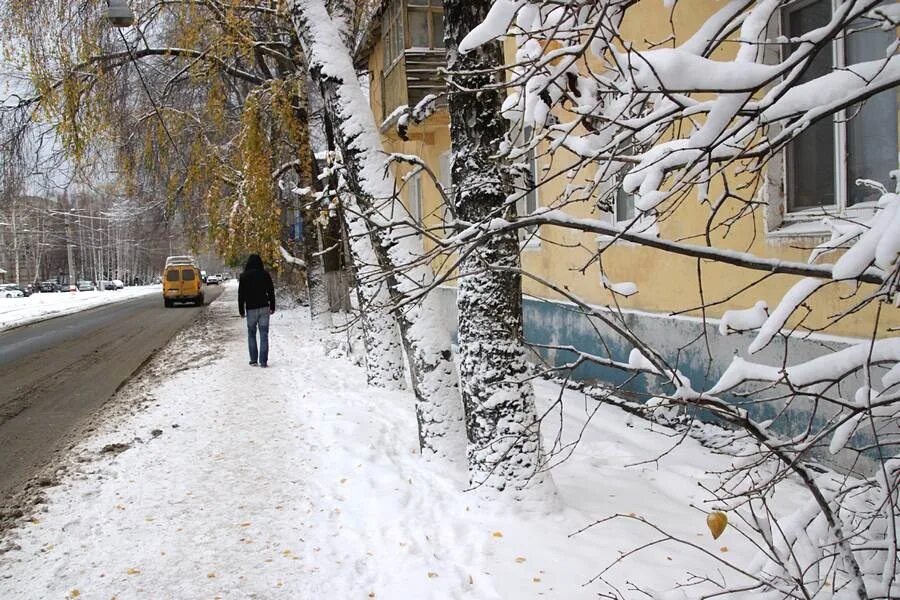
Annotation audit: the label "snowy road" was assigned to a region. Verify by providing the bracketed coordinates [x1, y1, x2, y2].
[0, 284, 226, 507]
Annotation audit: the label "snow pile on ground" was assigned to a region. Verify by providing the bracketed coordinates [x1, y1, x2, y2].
[0, 287, 768, 599]
[0, 286, 161, 332]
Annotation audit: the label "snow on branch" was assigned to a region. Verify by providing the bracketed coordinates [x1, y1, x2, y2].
[279, 245, 306, 268]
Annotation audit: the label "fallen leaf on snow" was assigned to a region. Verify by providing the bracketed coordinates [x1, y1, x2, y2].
[491, 531, 503, 538]
[126, 568, 141, 575]
[427, 572, 439, 578]
[68, 590, 80, 598]
[719, 546, 729, 553]
[515, 557, 526, 563]
[706, 511, 728, 540]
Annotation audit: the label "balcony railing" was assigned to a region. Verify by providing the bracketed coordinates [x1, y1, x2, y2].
[382, 48, 447, 123]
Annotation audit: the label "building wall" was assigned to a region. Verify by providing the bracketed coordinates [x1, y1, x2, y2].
[365, 1, 898, 359]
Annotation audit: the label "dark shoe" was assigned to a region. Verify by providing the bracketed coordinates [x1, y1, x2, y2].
[249, 361, 258, 366]
[260, 364, 268, 368]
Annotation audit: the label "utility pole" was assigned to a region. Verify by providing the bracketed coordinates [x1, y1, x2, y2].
[65, 210, 76, 287]
[11, 199, 20, 285]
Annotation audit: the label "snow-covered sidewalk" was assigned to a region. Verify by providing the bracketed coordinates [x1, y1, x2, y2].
[0, 286, 762, 599]
[0, 286, 161, 332]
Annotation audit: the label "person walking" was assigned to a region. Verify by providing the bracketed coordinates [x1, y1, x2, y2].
[238, 254, 276, 367]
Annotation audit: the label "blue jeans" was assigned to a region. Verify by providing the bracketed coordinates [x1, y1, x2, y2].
[246, 307, 270, 365]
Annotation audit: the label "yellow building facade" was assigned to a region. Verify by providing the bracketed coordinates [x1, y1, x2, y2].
[360, 0, 898, 395]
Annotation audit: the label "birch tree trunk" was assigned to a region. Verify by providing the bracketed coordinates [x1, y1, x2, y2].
[342, 193, 407, 390]
[290, 0, 466, 460]
[445, 0, 555, 496]
[318, 85, 407, 390]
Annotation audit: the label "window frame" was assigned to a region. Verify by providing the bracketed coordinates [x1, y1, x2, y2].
[383, 0, 445, 73]
[406, 0, 445, 50]
[779, 0, 896, 225]
[408, 169, 424, 238]
[438, 151, 455, 237]
[514, 126, 541, 248]
[382, 0, 405, 72]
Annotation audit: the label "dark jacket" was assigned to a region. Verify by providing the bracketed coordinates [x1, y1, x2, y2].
[238, 254, 275, 316]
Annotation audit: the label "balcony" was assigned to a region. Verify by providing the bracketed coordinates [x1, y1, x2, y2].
[382, 48, 447, 124]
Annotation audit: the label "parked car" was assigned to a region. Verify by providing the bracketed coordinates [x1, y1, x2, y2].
[112, 279, 125, 290]
[39, 281, 60, 293]
[206, 274, 220, 285]
[0, 284, 24, 298]
[4, 284, 32, 297]
[59, 283, 77, 292]
[76, 280, 95, 292]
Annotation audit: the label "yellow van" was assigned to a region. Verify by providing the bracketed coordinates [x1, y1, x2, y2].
[163, 257, 204, 307]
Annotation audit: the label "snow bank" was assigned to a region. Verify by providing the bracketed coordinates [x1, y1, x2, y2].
[0, 286, 161, 332]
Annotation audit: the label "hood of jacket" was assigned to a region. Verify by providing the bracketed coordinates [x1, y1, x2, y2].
[244, 254, 264, 272]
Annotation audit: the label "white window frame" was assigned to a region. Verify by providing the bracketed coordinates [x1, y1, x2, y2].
[408, 169, 424, 238]
[597, 139, 660, 246]
[772, 0, 896, 234]
[515, 126, 541, 249]
[438, 151, 454, 236]
[612, 149, 636, 227]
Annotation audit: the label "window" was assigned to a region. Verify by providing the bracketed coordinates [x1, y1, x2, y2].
[166, 270, 179, 282]
[383, 0, 444, 68]
[612, 141, 637, 223]
[515, 126, 540, 243]
[782, 0, 898, 214]
[407, 0, 445, 49]
[182, 269, 195, 281]
[408, 170, 424, 236]
[383, 0, 404, 68]
[439, 151, 454, 235]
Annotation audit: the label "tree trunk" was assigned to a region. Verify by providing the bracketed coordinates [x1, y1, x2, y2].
[317, 77, 407, 391]
[321, 211, 351, 311]
[290, 0, 465, 460]
[301, 210, 334, 334]
[294, 75, 334, 335]
[445, 0, 555, 496]
[342, 193, 407, 390]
